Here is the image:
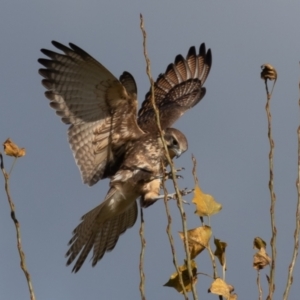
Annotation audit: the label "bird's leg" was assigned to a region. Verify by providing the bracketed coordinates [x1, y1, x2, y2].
[164, 167, 185, 180]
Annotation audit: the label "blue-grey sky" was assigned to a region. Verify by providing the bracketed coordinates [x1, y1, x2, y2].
[1, 1, 300, 299]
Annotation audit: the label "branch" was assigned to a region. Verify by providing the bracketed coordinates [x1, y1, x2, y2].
[283, 65, 300, 300]
[0, 153, 36, 300]
[191, 155, 218, 279]
[263, 74, 277, 300]
[139, 207, 146, 300]
[161, 176, 188, 298]
[140, 14, 196, 299]
[257, 270, 263, 300]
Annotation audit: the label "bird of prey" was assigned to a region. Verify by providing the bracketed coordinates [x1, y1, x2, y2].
[38, 41, 212, 272]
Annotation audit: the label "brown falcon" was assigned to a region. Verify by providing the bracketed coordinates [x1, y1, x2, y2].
[38, 41, 211, 272]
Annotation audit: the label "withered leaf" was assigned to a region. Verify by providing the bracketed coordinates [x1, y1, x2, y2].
[164, 260, 197, 294]
[253, 237, 267, 250]
[192, 184, 222, 217]
[179, 226, 212, 259]
[253, 248, 271, 270]
[3, 138, 26, 158]
[253, 237, 270, 270]
[208, 278, 235, 299]
[214, 238, 227, 267]
[261, 64, 277, 81]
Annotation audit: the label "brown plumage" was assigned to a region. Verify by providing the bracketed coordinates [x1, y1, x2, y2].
[138, 43, 211, 131]
[38, 41, 211, 272]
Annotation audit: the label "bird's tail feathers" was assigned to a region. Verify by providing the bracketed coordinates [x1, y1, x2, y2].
[66, 188, 138, 272]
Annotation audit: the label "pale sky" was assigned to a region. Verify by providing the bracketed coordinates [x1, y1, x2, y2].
[1, 1, 300, 299]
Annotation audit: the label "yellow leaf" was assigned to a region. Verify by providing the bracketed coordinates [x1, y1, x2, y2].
[179, 226, 212, 259]
[192, 184, 222, 217]
[214, 238, 227, 268]
[3, 138, 26, 157]
[164, 260, 197, 294]
[208, 278, 235, 300]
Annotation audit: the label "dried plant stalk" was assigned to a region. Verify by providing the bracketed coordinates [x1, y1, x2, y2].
[0, 153, 36, 300]
[257, 270, 263, 300]
[263, 77, 277, 300]
[191, 155, 218, 279]
[283, 70, 300, 300]
[139, 207, 146, 300]
[140, 14, 196, 299]
[161, 178, 188, 298]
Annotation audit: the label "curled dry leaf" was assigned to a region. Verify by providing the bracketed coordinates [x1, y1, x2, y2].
[253, 236, 267, 250]
[229, 293, 238, 300]
[253, 236, 271, 270]
[253, 248, 271, 270]
[192, 184, 222, 217]
[214, 238, 227, 267]
[208, 278, 236, 299]
[17, 148, 26, 157]
[178, 226, 212, 259]
[164, 260, 197, 294]
[3, 138, 26, 158]
[261, 64, 277, 81]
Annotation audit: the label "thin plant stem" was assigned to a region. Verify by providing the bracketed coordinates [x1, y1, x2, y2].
[257, 270, 263, 300]
[196, 272, 213, 279]
[140, 14, 196, 299]
[191, 155, 218, 279]
[206, 244, 218, 280]
[283, 70, 300, 300]
[139, 207, 146, 300]
[0, 153, 36, 300]
[9, 157, 18, 175]
[264, 78, 277, 300]
[162, 179, 188, 299]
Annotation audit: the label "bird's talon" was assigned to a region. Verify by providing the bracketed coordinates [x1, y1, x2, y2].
[164, 167, 185, 180]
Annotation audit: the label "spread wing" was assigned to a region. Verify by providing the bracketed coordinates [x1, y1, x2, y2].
[138, 43, 212, 131]
[38, 41, 144, 186]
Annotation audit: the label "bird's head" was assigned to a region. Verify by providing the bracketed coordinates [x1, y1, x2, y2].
[164, 128, 188, 159]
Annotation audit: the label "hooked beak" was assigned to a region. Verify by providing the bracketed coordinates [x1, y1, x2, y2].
[169, 148, 182, 159]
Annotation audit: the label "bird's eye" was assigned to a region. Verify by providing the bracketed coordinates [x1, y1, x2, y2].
[173, 139, 178, 146]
